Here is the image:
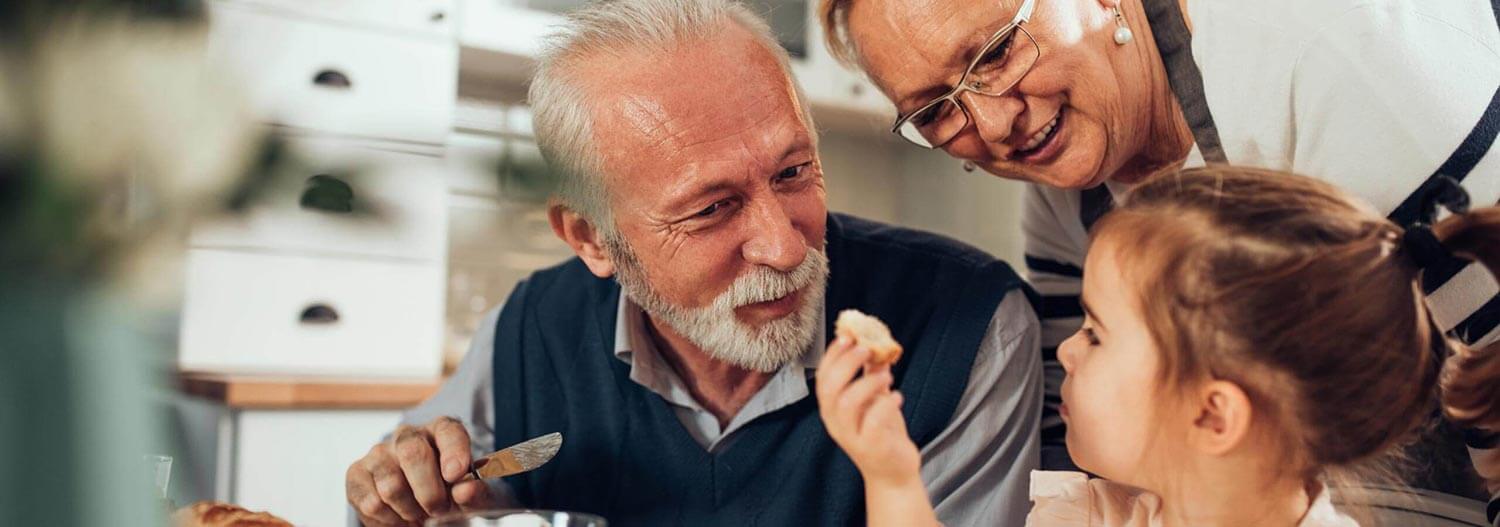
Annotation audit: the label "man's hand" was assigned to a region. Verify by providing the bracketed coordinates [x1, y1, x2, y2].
[345, 416, 499, 526]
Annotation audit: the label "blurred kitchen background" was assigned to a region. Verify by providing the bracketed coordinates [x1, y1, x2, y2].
[1, 0, 1028, 525]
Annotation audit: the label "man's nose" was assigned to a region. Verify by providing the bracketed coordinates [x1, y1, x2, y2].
[960, 91, 1023, 147]
[741, 199, 807, 273]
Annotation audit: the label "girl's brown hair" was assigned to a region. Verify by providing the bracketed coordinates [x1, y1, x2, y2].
[1092, 166, 1498, 482]
[1434, 212, 1500, 432]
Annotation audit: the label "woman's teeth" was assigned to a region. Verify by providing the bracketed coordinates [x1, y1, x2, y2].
[1019, 113, 1061, 153]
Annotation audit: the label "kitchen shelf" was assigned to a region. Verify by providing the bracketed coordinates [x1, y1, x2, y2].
[180, 373, 441, 409]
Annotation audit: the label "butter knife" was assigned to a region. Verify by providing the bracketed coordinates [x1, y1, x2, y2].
[466, 432, 563, 480]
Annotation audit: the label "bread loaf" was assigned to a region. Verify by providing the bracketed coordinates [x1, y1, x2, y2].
[835, 309, 903, 365]
[173, 502, 292, 527]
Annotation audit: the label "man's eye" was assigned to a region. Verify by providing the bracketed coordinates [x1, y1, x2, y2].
[775, 164, 808, 182]
[696, 199, 730, 218]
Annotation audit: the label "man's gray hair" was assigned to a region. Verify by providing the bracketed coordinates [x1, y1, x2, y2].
[528, 0, 817, 231]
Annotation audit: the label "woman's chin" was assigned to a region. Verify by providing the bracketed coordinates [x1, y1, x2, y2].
[1039, 171, 1105, 190]
[980, 160, 1102, 190]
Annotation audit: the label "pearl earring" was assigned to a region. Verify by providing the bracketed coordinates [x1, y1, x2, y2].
[1112, 7, 1133, 45]
[962, 161, 977, 172]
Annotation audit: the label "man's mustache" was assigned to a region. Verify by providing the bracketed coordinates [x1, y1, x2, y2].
[719, 250, 828, 309]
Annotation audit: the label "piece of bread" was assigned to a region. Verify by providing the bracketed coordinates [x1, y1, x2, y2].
[836, 309, 903, 365]
[173, 502, 292, 527]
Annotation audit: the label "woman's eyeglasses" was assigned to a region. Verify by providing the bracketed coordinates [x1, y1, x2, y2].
[891, 0, 1039, 149]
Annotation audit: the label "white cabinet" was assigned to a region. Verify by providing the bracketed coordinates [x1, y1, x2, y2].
[179, 139, 448, 377]
[206, 3, 458, 145]
[180, 249, 445, 377]
[183, 2, 457, 379]
[191, 139, 449, 262]
[213, 0, 457, 37]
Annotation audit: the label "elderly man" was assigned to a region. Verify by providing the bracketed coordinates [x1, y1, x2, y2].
[344, 0, 1041, 525]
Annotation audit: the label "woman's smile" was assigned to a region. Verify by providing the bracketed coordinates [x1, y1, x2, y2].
[1010, 107, 1066, 164]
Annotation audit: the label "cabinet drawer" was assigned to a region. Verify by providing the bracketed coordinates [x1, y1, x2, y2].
[205, 4, 456, 144]
[211, 0, 455, 37]
[191, 138, 446, 261]
[178, 249, 444, 378]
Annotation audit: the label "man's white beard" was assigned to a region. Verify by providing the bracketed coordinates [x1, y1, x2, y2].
[606, 238, 829, 373]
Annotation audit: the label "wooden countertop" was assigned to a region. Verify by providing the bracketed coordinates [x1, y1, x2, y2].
[179, 373, 442, 409]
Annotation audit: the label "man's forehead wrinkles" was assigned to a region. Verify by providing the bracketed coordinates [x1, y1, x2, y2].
[620, 96, 673, 141]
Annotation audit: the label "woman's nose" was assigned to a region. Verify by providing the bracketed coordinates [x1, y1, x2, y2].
[959, 91, 1022, 146]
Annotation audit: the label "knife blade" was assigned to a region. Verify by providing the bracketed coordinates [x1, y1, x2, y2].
[467, 432, 563, 480]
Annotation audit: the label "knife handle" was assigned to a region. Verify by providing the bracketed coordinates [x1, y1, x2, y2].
[470, 450, 527, 479]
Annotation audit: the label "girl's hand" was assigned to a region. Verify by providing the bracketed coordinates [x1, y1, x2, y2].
[816, 335, 922, 487]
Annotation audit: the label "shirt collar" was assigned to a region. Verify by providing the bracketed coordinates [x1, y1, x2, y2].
[1298, 484, 1360, 527]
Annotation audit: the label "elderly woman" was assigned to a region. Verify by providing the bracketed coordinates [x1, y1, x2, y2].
[820, 0, 1500, 497]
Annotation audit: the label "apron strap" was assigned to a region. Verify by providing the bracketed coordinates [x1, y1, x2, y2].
[1142, 0, 1227, 164]
[1079, 185, 1113, 232]
[1078, 0, 1224, 230]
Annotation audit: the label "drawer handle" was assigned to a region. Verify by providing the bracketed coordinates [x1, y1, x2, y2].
[312, 69, 352, 89]
[300, 174, 355, 213]
[299, 304, 340, 325]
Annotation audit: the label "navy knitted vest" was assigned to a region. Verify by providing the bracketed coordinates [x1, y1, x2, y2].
[492, 213, 1034, 526]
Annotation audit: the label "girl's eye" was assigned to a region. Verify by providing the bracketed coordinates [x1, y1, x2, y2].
[1082, 327, 1100, 346]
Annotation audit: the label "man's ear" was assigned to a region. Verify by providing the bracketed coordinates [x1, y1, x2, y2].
[548, 201, 616, 278]
[1187, 380, 1253, 456]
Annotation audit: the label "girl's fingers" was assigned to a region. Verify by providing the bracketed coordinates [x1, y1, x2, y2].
[861, 360, 893, 384]
[862, 391, 908, 437]
[825, 332, 856, 362]
[816, 337, 870, 405]
[836, 369, 894, 434]
[821, 333, 861, 375]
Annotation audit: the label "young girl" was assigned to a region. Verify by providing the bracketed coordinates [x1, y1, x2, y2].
[818, 167, 1500, 526]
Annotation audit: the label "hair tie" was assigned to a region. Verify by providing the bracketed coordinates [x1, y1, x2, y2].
[1399, 175, 1472, 270]
[1401, 225, 1451, 270]
[1415, 175, 1472, 225]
